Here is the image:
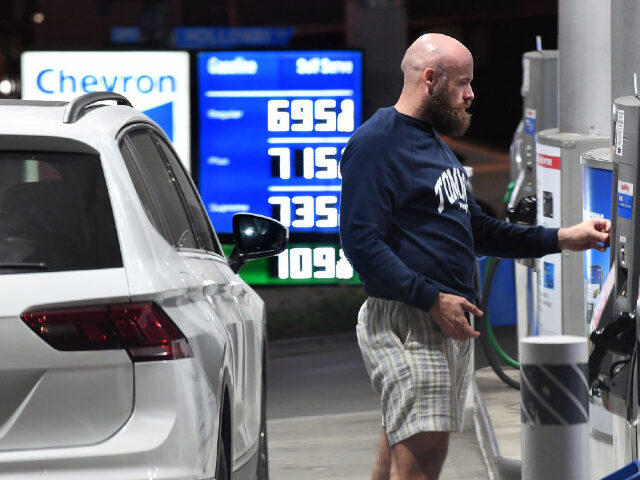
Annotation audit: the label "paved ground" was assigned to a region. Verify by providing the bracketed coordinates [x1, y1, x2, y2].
[475, 367, 521, 461]
[268, 410, 380, 479]
[266, 335, 490, 479]
[268, 408, 488, 480]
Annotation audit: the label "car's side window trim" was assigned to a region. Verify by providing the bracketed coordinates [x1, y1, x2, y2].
[145, 132, 203, 251]
[148, 131, 225, 258]
[118, 134, 176, 246]
[128, 129, 199, 250]
[117, 123, 225, 258]
[119, 125, 196, 249]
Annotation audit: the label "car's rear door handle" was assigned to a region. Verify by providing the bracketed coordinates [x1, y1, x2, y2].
[203, 280, 244, 299]
[203, 281, 224, 298]
[228, 281, 245, 297]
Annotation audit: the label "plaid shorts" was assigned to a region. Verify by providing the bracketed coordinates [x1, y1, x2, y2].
[356, 297, 473, 446]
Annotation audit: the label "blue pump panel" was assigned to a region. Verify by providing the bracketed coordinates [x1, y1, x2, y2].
[583, 165, 613, 327]
[478, 257, 517, 326]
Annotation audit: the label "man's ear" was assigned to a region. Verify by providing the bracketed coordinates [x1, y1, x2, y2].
[423, 67, 437, 92]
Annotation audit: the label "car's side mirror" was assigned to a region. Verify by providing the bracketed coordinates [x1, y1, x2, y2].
[228, 213, 288, 273]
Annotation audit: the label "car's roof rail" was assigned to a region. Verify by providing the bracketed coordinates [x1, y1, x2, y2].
[63, 91, 132, 124]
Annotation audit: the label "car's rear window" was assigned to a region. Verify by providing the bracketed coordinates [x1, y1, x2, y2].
[0, 152, 122, 274]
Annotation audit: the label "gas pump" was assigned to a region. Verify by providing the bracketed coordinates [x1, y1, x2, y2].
[507, 46, 558, 342]
[477, 46, 559, 391]
[507, 47, 558, 226]
[535, 131, 610, 336]
[589, 92, 640, 467]
[531, 0, 611, 341]
[581, 147, 616, 477]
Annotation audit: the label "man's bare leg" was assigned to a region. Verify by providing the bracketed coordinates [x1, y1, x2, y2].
[372, 428, 392, 480]
[390, 431, 450, 480]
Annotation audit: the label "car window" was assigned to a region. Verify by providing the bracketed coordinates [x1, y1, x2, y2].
[119, 141, 173, 244]
[0, 152, 122, 274]
[124, 128, 198, 250]
[151, 132, 221, 255]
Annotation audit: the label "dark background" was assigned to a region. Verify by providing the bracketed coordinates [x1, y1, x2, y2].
[1, 0, 557, 150]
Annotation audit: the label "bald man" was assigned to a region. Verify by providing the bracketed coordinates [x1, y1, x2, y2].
[339, 33, 610, 479]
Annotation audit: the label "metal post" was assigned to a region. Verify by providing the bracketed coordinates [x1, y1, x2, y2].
[558, 0, 611, 135]
[612, 0, 640, 102]
[520, 336, 589, 480]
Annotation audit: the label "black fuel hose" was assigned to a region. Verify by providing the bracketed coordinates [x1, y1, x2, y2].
[477, 257, 520, 390]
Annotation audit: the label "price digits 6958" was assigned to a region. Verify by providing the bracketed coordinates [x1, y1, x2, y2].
[267, 99, 354, 132]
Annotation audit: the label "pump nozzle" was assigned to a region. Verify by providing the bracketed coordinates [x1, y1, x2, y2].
[536, 35, 542, 52]
[506, 196, 537, 225]
[588, 312, 636, 386]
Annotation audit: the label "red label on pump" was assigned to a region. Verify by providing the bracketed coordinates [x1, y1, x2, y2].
[537, 153, 561, 170]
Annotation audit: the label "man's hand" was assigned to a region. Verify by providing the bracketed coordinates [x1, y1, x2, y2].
[428, 292, 482, 341]
[557, 218, 611, 252]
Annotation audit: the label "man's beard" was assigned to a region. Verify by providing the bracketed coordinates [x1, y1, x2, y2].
[425, 82, 472, 136]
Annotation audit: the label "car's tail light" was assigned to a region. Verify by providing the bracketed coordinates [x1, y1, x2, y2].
[21, 303, 193, 362]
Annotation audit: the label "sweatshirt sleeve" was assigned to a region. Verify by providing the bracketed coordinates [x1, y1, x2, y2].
[339, 135, 441, 312]
[469, 194, 560, 258]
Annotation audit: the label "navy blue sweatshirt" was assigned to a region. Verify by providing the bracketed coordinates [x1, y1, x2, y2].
[339, 107, 560, 312]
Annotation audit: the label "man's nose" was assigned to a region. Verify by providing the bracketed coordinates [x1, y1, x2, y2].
[463, 85, 474, 101]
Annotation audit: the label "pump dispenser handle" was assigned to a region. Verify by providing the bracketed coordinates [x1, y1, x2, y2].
[588, 311, 636, 386]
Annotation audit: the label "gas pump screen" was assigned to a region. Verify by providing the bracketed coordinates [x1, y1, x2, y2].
[197, 50, 363, 235]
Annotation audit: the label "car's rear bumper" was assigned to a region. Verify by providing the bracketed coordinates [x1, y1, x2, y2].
[0, 359, 219, 479]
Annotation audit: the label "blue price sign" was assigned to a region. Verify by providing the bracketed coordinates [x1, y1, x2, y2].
[197, 51, 363, 235]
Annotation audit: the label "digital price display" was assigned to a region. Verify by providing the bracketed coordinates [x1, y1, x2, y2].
[198, 50, 362, 285]
[221, 244, 361, 286]
[197, 50, 362, 235]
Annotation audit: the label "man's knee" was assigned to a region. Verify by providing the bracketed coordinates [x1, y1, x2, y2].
[402, 431, 449, 453]
[391, 431, 451, 477]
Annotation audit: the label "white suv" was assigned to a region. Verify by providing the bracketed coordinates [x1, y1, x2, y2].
[0, 92, 287, 480]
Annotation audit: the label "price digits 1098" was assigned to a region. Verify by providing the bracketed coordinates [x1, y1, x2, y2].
[267, 99, 354, 132]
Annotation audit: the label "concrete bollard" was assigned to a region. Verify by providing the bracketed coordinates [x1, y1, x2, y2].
[520, 336, 589, 480]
